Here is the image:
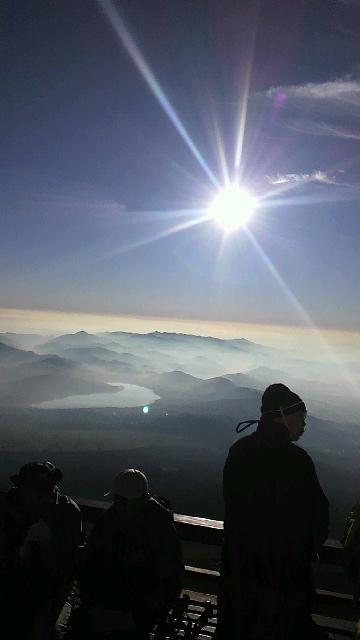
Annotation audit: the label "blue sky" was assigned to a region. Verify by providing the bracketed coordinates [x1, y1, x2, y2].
[1, 0, 360, 332]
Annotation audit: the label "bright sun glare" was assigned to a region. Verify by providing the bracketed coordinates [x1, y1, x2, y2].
[208, 185, 256, 231]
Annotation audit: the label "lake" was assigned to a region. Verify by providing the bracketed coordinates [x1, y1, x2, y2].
[34, 382, 160, 409]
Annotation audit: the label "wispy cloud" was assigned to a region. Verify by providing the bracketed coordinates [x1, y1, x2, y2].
[267, 78, 360, 103]
[261, 168, 359, 207]
[266, 170, 338, 186]
[265, 77, 360, 140]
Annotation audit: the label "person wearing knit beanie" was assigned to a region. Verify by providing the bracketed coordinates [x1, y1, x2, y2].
[261, 383, 307, 442]
[218, 383, 329, 640]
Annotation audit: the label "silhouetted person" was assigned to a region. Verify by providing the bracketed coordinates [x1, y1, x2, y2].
[217, 384, 329, 640]
[78, 468, 182, 639]
[0, 461, 84, 639]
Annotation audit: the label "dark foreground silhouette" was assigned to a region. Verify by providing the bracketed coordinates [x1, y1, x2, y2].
[0, 461, 83, 638]
[217, 383, 329, 640]
[75, 469, 182, 639]
[0, 384, 347, 639]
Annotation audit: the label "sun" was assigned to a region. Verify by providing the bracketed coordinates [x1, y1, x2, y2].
[208, 184, 256, 231]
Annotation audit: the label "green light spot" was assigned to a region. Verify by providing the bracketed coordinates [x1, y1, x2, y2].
[143, 406, 149, 414]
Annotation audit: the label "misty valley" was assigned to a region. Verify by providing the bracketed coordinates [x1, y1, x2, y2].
[0, 328, 360, 537]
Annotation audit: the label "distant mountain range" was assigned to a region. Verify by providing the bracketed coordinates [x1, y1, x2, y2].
[0, 341, 41, 364]
[0, 330, 278, 409]
[0, 329, 359, 423]
[0, 333, 49, 350]
[37, 330, 269, 358]
[0, 340, 120, 406]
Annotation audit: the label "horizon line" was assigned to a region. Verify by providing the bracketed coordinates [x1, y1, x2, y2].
[0, 307, 359, 349]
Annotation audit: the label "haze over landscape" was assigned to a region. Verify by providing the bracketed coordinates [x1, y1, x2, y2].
[1, 0, 360, 537]
[0, 320, 360, 535]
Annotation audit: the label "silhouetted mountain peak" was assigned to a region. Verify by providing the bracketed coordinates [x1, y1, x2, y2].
[0, 342, 37, 360]
[159, 370, 199, 384]
[245, 365, 289, 380]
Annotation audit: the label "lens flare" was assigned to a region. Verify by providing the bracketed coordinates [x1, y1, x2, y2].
[100, 0, 218, 188]
[208, 185, 256, 231]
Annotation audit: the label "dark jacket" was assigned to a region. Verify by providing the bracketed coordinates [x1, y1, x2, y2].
[218, 418, 329, 639]
[0, 488, 84, 631]
[81, 496, 182, 626]
[0, 487, 83, 572]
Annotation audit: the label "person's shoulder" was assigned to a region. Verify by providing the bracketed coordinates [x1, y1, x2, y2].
[92, 503, 118, 531]
[288, 443, 315, 469]
[147, 496, 174, 523]
[289, 442, 313, 461]
[227, 433, 255, 458]
[101, 503, 117, 525]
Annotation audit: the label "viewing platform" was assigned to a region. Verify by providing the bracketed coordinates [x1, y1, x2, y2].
[63, 498, 359, 639]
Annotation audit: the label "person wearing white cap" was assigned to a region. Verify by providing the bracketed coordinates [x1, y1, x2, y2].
[79, 469, 182, 639]
[104, 468, 149, 502]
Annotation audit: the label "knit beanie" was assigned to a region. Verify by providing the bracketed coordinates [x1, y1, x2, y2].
[261, 383, 306, 417]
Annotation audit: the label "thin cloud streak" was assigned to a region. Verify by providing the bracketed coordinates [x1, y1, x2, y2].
[267, 78, 360, 103]
[260, 169, 350, 204]
[266, 170, 338, 186]
[265, 77, 360, 140]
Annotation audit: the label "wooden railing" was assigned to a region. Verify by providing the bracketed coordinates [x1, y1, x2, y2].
[76, 498, 358, 639]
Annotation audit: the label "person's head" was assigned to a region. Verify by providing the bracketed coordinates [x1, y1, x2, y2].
[10, 461, 62, 513]
[106, 468, 149, 512]
[261, 383, 307, 441]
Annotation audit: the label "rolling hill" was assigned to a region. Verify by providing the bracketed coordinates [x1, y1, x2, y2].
[0, 341, 121, 407]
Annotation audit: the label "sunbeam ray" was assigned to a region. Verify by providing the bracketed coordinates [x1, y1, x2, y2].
[100, 0, 219, 188]
[210, 107, 231, 187]
[262, 190, 360, 209]
[95, 210, 209, 264]
[233, 9, 258, 177]
[245, 228, 359, 394]
[234, 59, 253, 175]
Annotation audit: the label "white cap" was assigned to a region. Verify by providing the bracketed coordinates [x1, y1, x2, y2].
[105, 468, 149, 500]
